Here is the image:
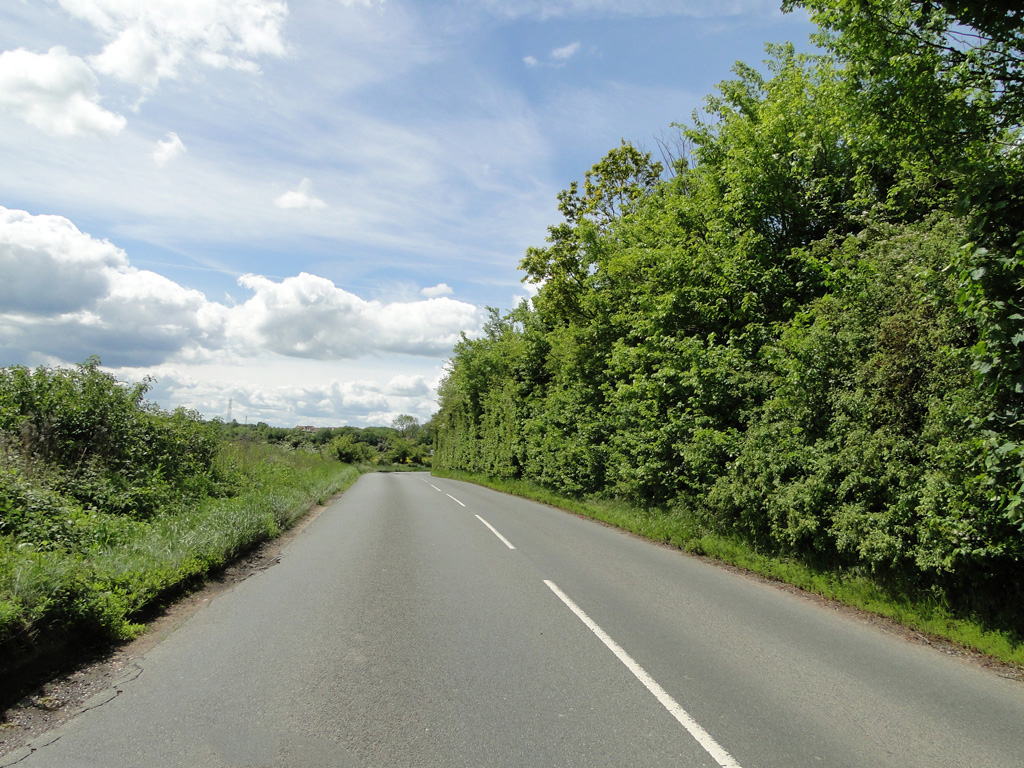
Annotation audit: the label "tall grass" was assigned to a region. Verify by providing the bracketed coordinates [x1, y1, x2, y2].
[0, 440, 363, 667]
[433, 468, 1024, 668]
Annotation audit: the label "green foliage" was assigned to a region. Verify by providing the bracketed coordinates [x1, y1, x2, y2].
[520, 142, 664, 325]
[326, 434, 374, 464]
[0, 360, 218, 536]
[435, 7, 1024, 640]
[0, 363, 367, 667]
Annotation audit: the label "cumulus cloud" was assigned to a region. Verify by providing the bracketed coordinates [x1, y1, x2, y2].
[274, 178, 327, 211]
[0, 207, 225, 366]
[152, 132, 187, 166]
[229, 272, 481, 358]
[551, 42, 580, 60]
[0, 207, 127, 314]
[0, 47, 126, 136]
[0, 208, 482, 368]
[385, 374, 432, 397]
[127, 363, 441, 427]
[420, 283, 453, 298]
[58, 0, 289, 89]
[523, 55, 538, 67]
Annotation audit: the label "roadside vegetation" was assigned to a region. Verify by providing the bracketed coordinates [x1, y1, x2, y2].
[0, 359, 424, 674]
[434, 1, 1024, 665]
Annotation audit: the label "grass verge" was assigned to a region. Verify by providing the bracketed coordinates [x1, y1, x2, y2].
[0, 442, 368, 673]
[432, 468, 1024, 669]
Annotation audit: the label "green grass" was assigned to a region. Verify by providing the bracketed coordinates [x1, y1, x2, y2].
[0, 442, 367, 664]
[432, 468, 1024, 669]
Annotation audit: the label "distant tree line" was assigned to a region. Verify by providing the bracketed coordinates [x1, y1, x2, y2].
[434, 1, 1024, 629]
[217, 414, 433, 467]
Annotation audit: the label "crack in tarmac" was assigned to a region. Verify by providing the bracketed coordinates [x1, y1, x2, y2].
[0, 664, 144, 767]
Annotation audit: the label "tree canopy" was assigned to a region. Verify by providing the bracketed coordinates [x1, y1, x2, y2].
[434, 0, 1024, 629]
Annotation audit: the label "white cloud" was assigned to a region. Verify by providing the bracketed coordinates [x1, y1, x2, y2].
[0, 207, 224, 365]
[57, 0, 289, 89]
[0, 47, 126, 136]
[523, 55, 538, 67]
[385, 374, 431, 397]
[152, 132, 187, 166]
[113, 359, 444, 427]
[274, 178, 327, 211]
[551, 42, 580, 60]
[0, 207, 126, 314]
[0, 207, 225, 366]
[0, 208, 484, 369]
[229, 272, 481, 358]
[420, 283, 453, 298]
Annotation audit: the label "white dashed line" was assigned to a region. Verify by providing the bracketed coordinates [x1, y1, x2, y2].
[474, 515, 516, 549]
[446, 494, 465, 507]
[544, 580, 742, 768]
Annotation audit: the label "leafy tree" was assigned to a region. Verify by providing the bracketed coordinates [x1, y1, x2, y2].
[435, 2, 1024, 628]
[326, 434, 373, 464]
[786, 0, 1024, 537]
[520, 142, 663, 325]
[391, 414, 420, 439]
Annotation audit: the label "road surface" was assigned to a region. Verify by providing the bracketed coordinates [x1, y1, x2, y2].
[4, 472, 1023, 767]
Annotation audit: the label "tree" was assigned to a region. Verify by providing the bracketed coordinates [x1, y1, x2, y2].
[327, 434, 372, 464]
[786, 0, 1024, 546]
[520, 142, 663, 325]
[391, 414, 420, 439]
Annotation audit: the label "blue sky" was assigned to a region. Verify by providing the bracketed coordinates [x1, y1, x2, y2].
[0, 0, 816, 427]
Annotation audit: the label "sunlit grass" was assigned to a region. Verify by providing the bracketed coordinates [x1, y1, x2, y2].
[0, 443, 365, 656]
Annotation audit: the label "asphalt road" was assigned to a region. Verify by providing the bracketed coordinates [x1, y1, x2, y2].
[5, 472, 1023, 767]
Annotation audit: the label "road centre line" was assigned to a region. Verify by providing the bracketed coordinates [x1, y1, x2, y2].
[474, 515, 516, 549]
[543, 580, 742, 768]
[446, 494, 466, 507]
[430, 484, 443, 492]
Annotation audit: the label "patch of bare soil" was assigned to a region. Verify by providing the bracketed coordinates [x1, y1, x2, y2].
[0, 499, 333, 760]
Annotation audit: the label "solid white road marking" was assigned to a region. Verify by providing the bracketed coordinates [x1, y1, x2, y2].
[544, 580, 742, 768]
[446, 494, 465, 507]
[474, 515, 516, 549]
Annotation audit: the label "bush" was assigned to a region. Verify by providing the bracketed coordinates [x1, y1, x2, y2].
[326, 434, 373, 464]
[0, 359, 217, 521]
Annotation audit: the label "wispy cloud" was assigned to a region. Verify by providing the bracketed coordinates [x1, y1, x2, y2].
[475, 0, 779, 20]
[551, 41, 581, 60]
